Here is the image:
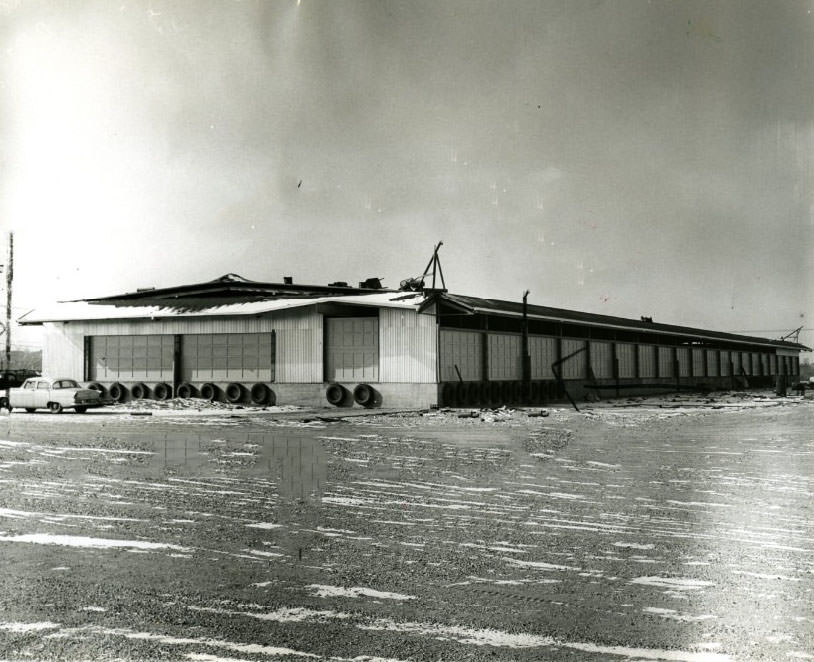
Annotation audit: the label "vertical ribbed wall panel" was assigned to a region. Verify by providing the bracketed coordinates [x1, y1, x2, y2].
[720, 350, 730, 376]
[560, 339, 586, 379]
[616, 343, 636, 378]
[706, 349, 719, 376]
[379, 309, 436, 383]
[43, 324, 85, 378]
[438, 329, 481, 382]
[589, 341, 612, 378]
[692, 348, 705, 376]
[638, 345, 656, 378]
[731, 351, 741, 374]
[529, 335, 557, 379]
[658, 347, 674, 377]
[677, 347, 691, 377]
[488, 333, 522, 380]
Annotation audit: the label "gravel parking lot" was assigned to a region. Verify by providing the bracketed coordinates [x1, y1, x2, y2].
[0, 392, 812, 661]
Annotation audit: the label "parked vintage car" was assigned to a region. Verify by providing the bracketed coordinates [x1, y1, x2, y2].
[0, 377, 105, 413]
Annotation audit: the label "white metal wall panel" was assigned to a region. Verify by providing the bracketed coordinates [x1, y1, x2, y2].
[325, 317, 379, 382]
[181, 333, 274, 382]
[529, 335, 557, 380]
[706, 349, 719, 376]
[616, 343, 636, 378]
[692, 348, 705, 376]
[638, 345, 656, 378]
[380, 309, 436, 383]
[719, 350, 730, 376]
[42, 324, 84, 378]
[439, 329, 481, 382]
[658, 347, 674, 377]
[559, 339, 586, 380]
[590, 341, 613, 378]
[677, 347, 691, 377]
[488, 333, 522, 381]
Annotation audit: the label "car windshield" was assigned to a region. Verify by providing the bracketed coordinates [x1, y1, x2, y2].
[54, 379, 79, 389]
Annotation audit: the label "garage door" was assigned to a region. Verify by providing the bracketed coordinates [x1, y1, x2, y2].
[181, 333, 275, 382]
[89, 335, 174, 381]
[325, 317, 379, 382]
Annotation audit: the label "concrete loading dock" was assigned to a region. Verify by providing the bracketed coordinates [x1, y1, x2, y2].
[18, 273, 808, 408]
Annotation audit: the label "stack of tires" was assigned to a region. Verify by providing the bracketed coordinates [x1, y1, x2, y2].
[326, 383, 382, 408]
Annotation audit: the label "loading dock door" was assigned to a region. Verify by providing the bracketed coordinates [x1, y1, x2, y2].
[325, 317, 379, 382]
[88, 335, 174, 381]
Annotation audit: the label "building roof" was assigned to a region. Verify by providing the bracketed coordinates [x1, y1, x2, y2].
[79, 273, 393, 303]
[17, 274, 808, 352]
[440, 293, 809, 352]
[17, 290, 425, 324]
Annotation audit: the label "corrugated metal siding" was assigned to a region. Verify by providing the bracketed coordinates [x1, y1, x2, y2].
[590, 341, 613, 379]
[731, 351, 741, 374]
[677, 347, 691, 377]
[560, 339, 586, 380]
[692, 348, 705, 376]
[769, 354, 777, 375]
[42, 324, 85, 378]
[706, 350, 719, 376]
[616, 343, 636, 378]
[761, 353, 770, 375]
[488, 333, 522, 380]
[719, 350, 729, 376]
[438, 329, 481, 382]
[751, 353, 761, 376]
[380, 309, 436, 383]
[529, 335, 557, 379]
[638, 345, 656, 378]
[658, 346, 674, 377]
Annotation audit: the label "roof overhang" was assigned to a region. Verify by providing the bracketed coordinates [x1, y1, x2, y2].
[17, 291, 427, 325]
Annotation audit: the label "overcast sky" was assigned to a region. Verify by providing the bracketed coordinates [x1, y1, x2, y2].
[1, 0, 812, 351]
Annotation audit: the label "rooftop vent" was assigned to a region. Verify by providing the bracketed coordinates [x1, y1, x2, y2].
[359, 277, 383, 290]
[283, 276, 293, 285]
[328, 281, 349, 288]
[136, 287, 155, 293]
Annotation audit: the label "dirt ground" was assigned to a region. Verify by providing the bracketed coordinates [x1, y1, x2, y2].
[0, 390, 812, 661]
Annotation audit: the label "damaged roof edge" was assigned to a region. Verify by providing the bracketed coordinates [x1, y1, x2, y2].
[15, 291, 426, 326]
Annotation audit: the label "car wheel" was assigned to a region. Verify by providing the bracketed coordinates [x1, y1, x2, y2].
[49, 402, 63, 414]
[75, 406, 88, 414]
[25, 408, 36, 413]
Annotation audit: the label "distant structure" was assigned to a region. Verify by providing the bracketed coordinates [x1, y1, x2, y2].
[19, 267, 808, 408]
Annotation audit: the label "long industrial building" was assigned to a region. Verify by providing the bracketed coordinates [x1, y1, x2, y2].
[18, 273, 807, 408]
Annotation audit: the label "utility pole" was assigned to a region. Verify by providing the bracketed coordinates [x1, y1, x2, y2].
[4, 232, 12, 374]
[522, 289, 530, 403]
